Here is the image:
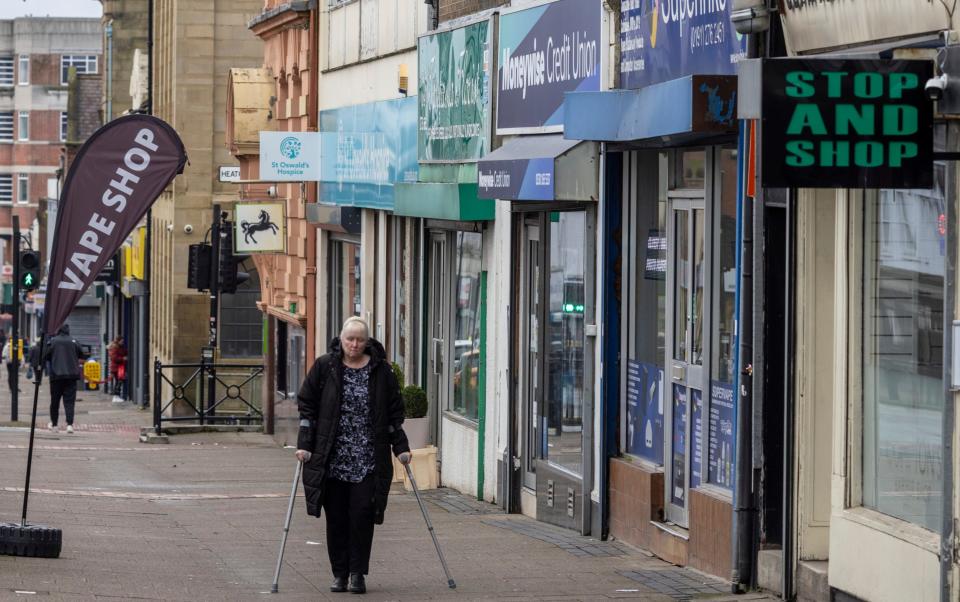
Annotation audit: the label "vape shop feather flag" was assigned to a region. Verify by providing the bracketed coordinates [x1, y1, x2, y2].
[44, 114, 186, 335]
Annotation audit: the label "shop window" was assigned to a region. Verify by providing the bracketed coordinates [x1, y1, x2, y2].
[861, 165, 946, 532]
[679, 149, 706, 189]
[545, 211, 587, 475]
[625, 152, 668, 464]
[450, 231, 482, 421]
[707, 148, 739, 490]
[220, 267, 261, 358]
[391, 218, 409, 369]
[329, 237, 361, 342]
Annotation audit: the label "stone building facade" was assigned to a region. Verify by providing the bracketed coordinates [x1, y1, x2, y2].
[149, 0, 263, 379]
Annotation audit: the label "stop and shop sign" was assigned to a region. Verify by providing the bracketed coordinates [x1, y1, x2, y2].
[762, 58, 933, 189]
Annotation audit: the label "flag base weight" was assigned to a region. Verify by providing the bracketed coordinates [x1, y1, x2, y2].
[0, 523, 62, 558]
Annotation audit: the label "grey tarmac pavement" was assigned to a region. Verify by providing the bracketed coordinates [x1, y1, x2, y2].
[0, 376, 775, 601]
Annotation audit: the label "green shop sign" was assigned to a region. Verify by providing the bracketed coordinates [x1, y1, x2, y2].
[418, 20, 491, 163]
[762, 59, 933, 189]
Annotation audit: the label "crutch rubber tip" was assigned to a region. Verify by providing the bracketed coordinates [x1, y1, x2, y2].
[270, 584, 278, 594]
[448, 580, 456, 589]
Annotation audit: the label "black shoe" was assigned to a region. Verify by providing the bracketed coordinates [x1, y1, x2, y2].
[348, 573, 365, 594]
[330, 576, 348, 593]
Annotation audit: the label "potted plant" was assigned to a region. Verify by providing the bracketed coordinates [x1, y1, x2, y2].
[390, 362, 430, 449]
[401, 384, 429, 450]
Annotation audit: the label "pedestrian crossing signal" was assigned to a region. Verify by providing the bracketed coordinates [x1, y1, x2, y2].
[18, 250, 40, 291]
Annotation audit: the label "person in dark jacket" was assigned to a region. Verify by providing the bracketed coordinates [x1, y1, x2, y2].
[296, 316, 411, 595]
[43, 325, 87, 434]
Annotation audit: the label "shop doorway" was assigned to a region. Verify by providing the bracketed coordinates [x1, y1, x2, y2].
[427, 231, 449, 447]
[516, 208, 593, 533]
[666, 196, 707, 527]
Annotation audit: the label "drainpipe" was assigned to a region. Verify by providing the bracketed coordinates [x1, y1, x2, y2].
[731, 120, 755, 593]
[941, 122, 957, 602]
[105, 20, 113, 121]
[143, 0, 153, 408]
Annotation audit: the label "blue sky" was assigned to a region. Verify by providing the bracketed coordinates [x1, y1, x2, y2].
[0, 0, 103, 19]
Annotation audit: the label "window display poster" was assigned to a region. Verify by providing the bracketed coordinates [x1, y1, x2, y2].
[708, 380, 735, 489]
[671, 384, 687, 506]
[626, 360, 663, 464]
[644, 229, 666, 280]
[692, 388, 702, 489]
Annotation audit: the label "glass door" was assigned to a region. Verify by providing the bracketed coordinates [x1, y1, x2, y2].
[665, 198, 706, 526]
[520, 219, 545, 490]
[427, 231, 449, 447]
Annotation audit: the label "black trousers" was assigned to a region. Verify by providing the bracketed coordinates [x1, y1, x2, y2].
[49, 379, 77, 427]
[322, 474, 376, 577]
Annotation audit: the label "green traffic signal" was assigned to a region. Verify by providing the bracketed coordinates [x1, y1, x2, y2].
[22, 273, 33, 287]
[18, 250, 40, 291]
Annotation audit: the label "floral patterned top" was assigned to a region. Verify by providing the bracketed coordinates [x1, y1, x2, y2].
[327, 361, 375, 483]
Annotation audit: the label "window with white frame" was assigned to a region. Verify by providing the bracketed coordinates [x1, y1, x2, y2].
[60, 55, 97, 85]
[17, 174, 27, 204]
[0, 112, 13, 142]
[0, 175, 13, 203]
[17, 111, 28, 141]
[60, 111, 68, 142]
[861, 163, 947, 533]
[17, 55, 28, 85]
[0, 57, 13, 86]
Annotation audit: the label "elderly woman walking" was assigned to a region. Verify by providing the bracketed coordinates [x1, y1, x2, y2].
[296, 316, 411, 594]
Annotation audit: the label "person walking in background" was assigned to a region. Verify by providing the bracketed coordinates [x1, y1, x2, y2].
[3, 336, 19, 396]
[107, 336, 127, 403]
[295, 316, 411, 595]
[44, 325, 87, 434]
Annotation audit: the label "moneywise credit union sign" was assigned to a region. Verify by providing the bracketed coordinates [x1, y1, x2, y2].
[762, 59, 933, 189]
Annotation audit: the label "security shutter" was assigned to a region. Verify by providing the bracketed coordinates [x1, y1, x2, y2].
[65, 308, 101, 355]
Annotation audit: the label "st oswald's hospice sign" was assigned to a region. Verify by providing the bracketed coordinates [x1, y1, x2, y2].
[762, 59, 933, 189]
[259, 131, 321, 181]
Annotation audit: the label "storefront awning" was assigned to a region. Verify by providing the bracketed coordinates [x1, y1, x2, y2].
[476, 135, 599, 201]
[562, 75, 738, 145]
[306, 203, 361, 235]
[394, 183, 494, 221]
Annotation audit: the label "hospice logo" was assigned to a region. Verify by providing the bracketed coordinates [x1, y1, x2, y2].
[280, 137, 302, 160]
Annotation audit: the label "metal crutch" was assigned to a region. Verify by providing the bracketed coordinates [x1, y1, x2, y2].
[404, 463, 456, 589]
[271, 460, 303, 594]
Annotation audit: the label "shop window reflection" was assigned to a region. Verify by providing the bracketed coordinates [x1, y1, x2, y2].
[451, 231, 482, 421]
[545, 211, 586, 475]
[862, 163, 945, 531]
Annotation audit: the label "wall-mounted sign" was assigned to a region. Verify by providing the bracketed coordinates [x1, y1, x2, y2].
[233, 202, 286, 254]
[779, 0, 945, 56]
[619, 0, 746, 90]
[319, 96, 418, 210]
[218, 166, 241, 182]
[259, 131, 321, 181]
[418, 20, 492, 163]
[762, 59, 933, 189]
[497, 0, 603, 133]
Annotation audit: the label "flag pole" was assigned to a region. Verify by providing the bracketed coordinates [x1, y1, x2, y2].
[20, 335, 45, 526]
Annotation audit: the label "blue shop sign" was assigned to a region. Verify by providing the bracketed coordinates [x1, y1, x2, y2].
[319, 96, 419, 210]
[497, 0, 603, 133]
[619, 0, 747, 89]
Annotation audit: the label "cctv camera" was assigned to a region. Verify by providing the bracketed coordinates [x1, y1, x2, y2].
[926, 74, 948, 101]
[183, 224, 194, 234]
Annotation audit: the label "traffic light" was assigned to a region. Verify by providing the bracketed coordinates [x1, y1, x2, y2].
[218, 223, 249, 294]
[187, 243, 212, 290]
[18, 250, 40, 291]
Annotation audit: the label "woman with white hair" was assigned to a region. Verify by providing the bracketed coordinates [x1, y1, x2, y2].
[295, 316, 411, 594]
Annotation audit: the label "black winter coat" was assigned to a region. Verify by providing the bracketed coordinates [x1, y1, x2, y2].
[296, 337, 410, 524]
[43, 326, 87, 381]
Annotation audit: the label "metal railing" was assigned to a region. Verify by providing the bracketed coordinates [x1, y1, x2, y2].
[153, 360, 264, 435]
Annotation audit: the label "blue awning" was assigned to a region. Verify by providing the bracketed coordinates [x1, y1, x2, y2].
[477, 135, 599, 201]
[563, 75, 738, 144]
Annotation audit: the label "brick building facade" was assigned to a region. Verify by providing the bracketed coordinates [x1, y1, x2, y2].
[0, 18, 101, 267]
